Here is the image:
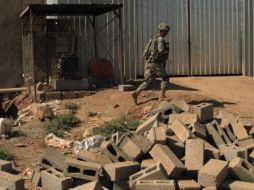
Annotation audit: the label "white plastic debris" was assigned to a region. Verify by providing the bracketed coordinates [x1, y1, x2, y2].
[45, 133, 73, 149]
[73, 135, 105, 154]
[0, 118, 13, 134]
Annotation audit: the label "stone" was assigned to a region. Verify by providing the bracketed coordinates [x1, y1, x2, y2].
[103, 161, 140, 181]
[150, 144, 186, 177]
[0, 160, 12, 173]
[70, 181, 109, 190]
[219, 144, 247, 161]
[100, 141, 129, 162]
[41, 168, 72, 190]
[136, 113, 159, 135]
[185, 139, 204, 173]
[229, 157, 254, 183]
[117, 135, 143, 161]
[177, 179, 201, 190]
[118, 84, 135, 92]
[64, 159, 102, 181]
[129, 163, 168, 188]
[141, 159, 157, 169]
[169, 119, 192, 143]
[191, 103, 213, 123]
[0, 171, 24, 190]
[0, 118, 13, 134]
[135, 180, 176, 190]
[198, 159, 229, 187]
[40, 147, 66, 172]
[222, 180, 254, 190]
[169, 113, 198, 125]
[231, 122, 249, 140]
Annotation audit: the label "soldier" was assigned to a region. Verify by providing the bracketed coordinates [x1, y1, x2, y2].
[132, 23, 170, 105]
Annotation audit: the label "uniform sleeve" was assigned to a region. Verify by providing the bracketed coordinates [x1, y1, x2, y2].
[157, 37, 165, 53]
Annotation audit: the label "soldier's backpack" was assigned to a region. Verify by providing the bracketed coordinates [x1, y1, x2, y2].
[143, 38, 153, 59]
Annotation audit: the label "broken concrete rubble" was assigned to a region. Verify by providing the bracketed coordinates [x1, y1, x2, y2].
[18, 100, 254, 190]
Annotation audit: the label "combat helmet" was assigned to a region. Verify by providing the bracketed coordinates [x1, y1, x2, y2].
[158, 23, 170, 31]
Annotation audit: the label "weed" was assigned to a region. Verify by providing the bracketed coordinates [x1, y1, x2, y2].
[87, 111, 98, 117]
[64, 102, 78, 113]
[93, 116, 139, 138]
[45, 114, 79, 137]
[0, 146, 14, 161]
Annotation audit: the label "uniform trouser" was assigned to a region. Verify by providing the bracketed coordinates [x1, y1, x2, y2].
[135, 60, 169, 94]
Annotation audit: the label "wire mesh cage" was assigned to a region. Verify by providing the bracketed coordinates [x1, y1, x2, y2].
[20, 4, 124, 101]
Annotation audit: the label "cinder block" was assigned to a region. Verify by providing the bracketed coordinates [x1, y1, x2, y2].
[41, 168, 72, 190]
[206, 121, 230, 147]
[187, 123, 206, 139]
[237, 136, 254, 147]
[141, 159, 157, 169]
[103, 161, 140, 181]
[222, 180, 254, 190]
[45, 91, 62, 101]
[76, 150, 97, 162]
[237, 116, 254, 130]
[177, 179, 201, 190]
[147, 125, 167, 145]
[0, 160, 12, 173]
[96, 152, 113, 165]
[111, 132, 124, 144]
[52, 79, 89, 91]
[135, 180, 176, 190]
[229, 157, 254, 183]
[40, 147, 66, 172]
[129, 163, 168, 188]
[191, 103, 213, 123]
[133, 135, 153, 154]
[64, 159, 102, 181]
[113, 181, 130, 190]
[100, 141, 129, 162]
[169, 113, 198, 125]
[117, 135, 143, 161]
[31, 165, 45, 187]
[150, 144, 186, 177]
[223, 124, 237, 142]
[198, 159, 229, 187]
[231, 122, 249, 140]
[169, 119, 192, 143]
[148, 101, 173, 124]
[170, 100, 190, 112]
[166, 135, 185, 158]
[217, 111, 236, 124]
[202, 187, 217, 190]
[219, 144, 247, 161]
[185, 139, 204, 173]
[0, 171, 24, 190]
[70, 181, 109, 190]
[248, 150, 254, 164]
[136, 113, 159, 135]
[202, 139, 220, 160]
[118, 85, 135, 92]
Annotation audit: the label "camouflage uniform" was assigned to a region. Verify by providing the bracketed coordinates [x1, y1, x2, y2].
[135, 34, 169, 94]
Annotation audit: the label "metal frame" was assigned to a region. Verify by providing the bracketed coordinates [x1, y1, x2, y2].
[20, 4, 124, 102]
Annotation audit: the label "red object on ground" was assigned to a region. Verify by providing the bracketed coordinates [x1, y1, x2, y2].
[89, 59, 113, 80]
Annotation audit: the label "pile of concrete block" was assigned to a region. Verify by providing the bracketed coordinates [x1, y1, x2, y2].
[0, 160, 24, 190]
[28, 100, 254, 190]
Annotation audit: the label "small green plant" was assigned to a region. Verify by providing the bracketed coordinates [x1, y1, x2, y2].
[87, 111, 98, 117]
[64, 102, 78, 113]
[0, 146, 14, 161]
[45, 114, 79, 137]
[93, 116, 139, 138]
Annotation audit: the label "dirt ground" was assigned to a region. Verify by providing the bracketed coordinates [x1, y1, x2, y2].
[1, 76, 254, 189]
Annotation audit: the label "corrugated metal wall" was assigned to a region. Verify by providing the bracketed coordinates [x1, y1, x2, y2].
[243, 0, 254, 77]
[190, 0, 242, 75]
[48, 0, 249, 79]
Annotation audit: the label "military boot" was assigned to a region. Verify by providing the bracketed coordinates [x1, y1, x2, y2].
[131, 91, 139, 105]
[159, 89, 166, 101]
